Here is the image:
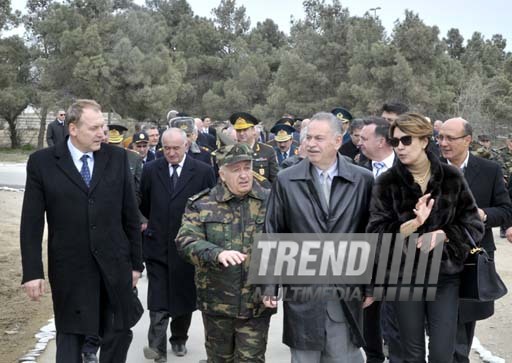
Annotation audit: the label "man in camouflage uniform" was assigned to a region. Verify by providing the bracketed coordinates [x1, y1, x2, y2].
[472, 134, 500, 161]
[498, 134, 512, 180]
[176, 143, 275, 363]
[230, 112, 278, 183]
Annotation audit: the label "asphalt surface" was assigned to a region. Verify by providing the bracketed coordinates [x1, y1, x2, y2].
[36, 275, 291, 362]
[0, 162, 26, 189]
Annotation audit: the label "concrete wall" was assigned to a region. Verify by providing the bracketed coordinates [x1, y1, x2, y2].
[0, 111, 130, 148]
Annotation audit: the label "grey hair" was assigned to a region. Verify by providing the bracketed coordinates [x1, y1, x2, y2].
[310, 112, 342, 136]
[300, 126, 308, 144]
[162, 127, 187, 144]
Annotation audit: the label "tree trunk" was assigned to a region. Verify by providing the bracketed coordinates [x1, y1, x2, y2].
[37, 106, 49, 149]
[6, 118, 20, 149]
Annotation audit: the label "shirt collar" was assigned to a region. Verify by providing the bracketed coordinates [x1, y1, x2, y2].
[313, 159, 338, 180]
[169, 154, 186, 168]
[67, 138, 93, 163]
[374, 152, 395, 169]
[447, 151, 469, 170]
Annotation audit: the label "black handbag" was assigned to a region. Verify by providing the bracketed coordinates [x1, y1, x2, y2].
[459, 229, 508, 301]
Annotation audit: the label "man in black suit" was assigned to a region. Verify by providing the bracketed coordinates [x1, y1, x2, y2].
[195, 118, 217, 150]
[21, 99, 143, 363]
[439, 117, 512, 363]
[46, 109, 69, 146]
[202, 116, 217, 138]
[358, 116, 401, 363]
[339, 118, 363, 161]
[140, 128, 216, 362]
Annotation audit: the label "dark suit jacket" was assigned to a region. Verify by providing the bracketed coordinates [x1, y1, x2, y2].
[46, 119, 69, 146]
[446, 154, 512, 322]
[20, 142, 143, 335]
[140, 155, 215, 315]
[197, 132, 216, 151]
[274, 144, 298, 165]
[339, 139, 359, 160]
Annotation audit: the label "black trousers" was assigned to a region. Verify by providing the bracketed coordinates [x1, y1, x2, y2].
[453, 320, 476, 363]
[364, 301, 403, 363]
[56, 280, 133, 363]
[390, 274, 460, 363]
[147, 310, 192, 355]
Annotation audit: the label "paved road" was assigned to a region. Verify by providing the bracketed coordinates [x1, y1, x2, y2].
[37, 274, 291, 362]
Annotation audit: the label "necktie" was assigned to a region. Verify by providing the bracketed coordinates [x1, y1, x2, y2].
[80, 154, 91, 187]
[171, 164, 179, 188]
[282, 152, 288, 159]
[320, 172, 331, 207]
[373, 161, 385, 177]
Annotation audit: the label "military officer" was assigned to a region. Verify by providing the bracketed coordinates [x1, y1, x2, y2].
[499, 134, 512, 180]
[108, 125, 143, 197]
[270, 123, 298, 166]
[267, 117, 299, 148]
[331, 107, 353, 145]
[176, 143, 275, 363]
[230, 112, 278, 183]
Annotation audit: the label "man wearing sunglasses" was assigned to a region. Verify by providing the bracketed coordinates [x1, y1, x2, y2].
[46, 109, 69, 147]
[439, 117, 512, 363]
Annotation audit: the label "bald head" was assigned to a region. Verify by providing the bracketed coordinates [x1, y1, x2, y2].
[433, 120, 443, 132]
[439, 117, 472, 167]
[194, 118, 203, 130]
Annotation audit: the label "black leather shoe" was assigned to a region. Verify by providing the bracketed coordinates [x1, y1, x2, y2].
[171, 342, 187, 357]
[83, 352, 99, 363]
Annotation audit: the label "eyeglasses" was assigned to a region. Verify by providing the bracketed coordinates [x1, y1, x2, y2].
[59, 114, 66, 116]
[389, 135, 413, 147]
[436, 134, 467, 143]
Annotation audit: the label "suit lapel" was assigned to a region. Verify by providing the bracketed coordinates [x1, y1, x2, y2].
[156, 158, 172, 194]
[464, 154, 481, 188]
[172, 157, 194, 199]
[54, 142, 89, 194]
[88, 146, 110, 194]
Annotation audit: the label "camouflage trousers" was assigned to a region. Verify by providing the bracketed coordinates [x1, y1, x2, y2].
[202, 312, 271, 363]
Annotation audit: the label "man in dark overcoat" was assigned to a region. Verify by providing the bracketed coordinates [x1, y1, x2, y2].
[439, 118, 512, 363]
[20, 99, 144, 363]
[140, 127, 216, 362]
[46, 109, 69, 146]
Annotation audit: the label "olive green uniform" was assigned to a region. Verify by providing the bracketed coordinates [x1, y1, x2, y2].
[176, 181, 274, 362]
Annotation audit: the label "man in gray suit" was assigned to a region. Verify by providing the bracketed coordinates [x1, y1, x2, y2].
[46, 109, 69, 146]
[264, 112, 374, 363]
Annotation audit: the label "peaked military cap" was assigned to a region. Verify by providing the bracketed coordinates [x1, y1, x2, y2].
[133, 131, 149, 144]
[477, 134, 490, 142]
[216, 143, 253, 166]
[229, 112, 259, 130]
[108, 124, 128, 144]
[275, 117, 295, 127]
[170, 117, 195, 134]
[331, 107, 353, 123]
[270, 124, 295, 142]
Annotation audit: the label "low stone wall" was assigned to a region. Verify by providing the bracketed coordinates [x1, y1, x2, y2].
[0, 112, 129, 148]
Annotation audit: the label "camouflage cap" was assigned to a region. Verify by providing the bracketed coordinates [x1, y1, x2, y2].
[216, 143, 253, 167]
[169, 117, 195, 134]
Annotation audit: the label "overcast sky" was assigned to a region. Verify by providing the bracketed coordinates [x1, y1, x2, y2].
[9, 0, 512, 49]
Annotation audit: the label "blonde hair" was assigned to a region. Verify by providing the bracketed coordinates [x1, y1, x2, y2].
[389, 112, 433, 140]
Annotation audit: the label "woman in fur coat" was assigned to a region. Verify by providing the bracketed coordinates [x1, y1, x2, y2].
[367, 112, 484, 363]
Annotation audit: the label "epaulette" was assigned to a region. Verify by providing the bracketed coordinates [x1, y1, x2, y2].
[252, 171, 267, 182]
[189, 188, 210, 202]
[201, 146, 211, 153]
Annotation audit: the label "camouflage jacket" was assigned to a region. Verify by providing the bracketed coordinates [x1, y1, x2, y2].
[498, 148, 512, 179]
[176, 181, 274, 319]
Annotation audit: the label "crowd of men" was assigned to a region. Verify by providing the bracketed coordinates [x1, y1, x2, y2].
[20, 99, 512, 363]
